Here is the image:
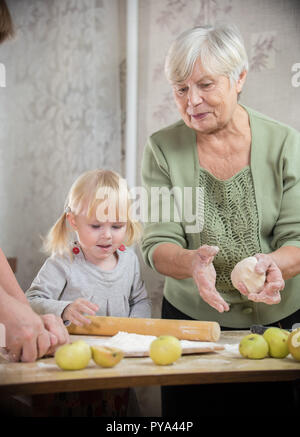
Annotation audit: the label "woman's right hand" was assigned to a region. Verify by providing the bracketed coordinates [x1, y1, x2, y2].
[191, 245, 230, 313]
[62, 298, 99, 326]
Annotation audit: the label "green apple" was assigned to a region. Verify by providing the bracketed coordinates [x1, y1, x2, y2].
[239, 334, 269, 359]
[149, 335, 182, 365]
[263, 327, 289, 358]
[55, 340, 91, 370]
[287, 328, 300, 361]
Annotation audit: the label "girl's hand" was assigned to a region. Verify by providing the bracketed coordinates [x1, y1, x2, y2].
[237, 253, 285, 305]
[191, 245, 230, 313]
[62, 298, 99, 326]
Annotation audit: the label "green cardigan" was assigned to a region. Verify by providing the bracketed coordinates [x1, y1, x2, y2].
[141, 105, 300, 328]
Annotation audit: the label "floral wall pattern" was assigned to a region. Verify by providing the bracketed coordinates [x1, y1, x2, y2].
[0, 0, 122, 289]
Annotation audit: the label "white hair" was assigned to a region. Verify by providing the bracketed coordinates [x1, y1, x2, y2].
[165, 23, 248, 85]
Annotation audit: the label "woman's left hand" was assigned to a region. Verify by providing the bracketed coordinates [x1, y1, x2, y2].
[238, 254, 285, 304]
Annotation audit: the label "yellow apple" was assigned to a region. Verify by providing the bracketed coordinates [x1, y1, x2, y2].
[55, 340, 91, 370]
[288, 328, 300, 361]
[239, 334, 269, 359]
[91, 345, 124, 368]
[149, 335, 182, 365]
[263, 327, 289, 358]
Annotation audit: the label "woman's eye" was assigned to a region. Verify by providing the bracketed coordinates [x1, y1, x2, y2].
[176, 87, 187, 95]
[201, 82, 213, 88]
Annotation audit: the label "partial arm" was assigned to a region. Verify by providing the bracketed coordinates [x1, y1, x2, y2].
[270, 246, 300, 280]
[0, 248, 28, 305]
[0, 287, 52, 361]
[152, 243, 195, 279]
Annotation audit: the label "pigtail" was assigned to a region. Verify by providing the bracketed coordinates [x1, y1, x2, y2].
[125, 219, 143, 246]
[43, 212, 72, 258]
[0, 0, 15, 44]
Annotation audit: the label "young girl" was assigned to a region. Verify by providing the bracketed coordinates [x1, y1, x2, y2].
[26, 169, 151, 325]
[25, 169, 151, 417]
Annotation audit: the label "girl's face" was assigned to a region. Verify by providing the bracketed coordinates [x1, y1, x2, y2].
[67, 211, 127, 267]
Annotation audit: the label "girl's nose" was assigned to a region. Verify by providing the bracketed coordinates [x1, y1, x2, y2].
[102, 227, 112, 239]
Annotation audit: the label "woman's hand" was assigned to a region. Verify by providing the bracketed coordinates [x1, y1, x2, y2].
[41, 314, 70, 355]
[191, 245, 230, 313]
[238, 253, 285, 304]
[4, 297, 52, 362]
[62, 298, 99, 326]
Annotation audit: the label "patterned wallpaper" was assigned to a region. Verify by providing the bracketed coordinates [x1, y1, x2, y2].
[0, 0, 122, 289]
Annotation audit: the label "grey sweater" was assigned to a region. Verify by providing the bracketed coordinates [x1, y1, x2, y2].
[26, 245, 151, 319]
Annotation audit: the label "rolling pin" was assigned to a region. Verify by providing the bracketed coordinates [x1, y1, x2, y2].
[67, 316, 221, 342]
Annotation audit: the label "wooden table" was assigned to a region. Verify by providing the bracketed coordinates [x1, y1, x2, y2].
[0, 331, 299, 396]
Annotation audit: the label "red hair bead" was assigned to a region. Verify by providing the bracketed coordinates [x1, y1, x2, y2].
[72, 247, 80, 254]
[118, 244, 125, 251]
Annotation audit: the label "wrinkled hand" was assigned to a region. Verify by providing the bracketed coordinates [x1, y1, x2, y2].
[62, 298, 99, 326]
[6, 300, 53, 362]
[237, 253, 285, 304]
[191, 245, 230, 313]
[41, 314, 70, 356]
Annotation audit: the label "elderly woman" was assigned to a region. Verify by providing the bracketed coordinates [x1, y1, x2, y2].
[141, 24, 300, 415]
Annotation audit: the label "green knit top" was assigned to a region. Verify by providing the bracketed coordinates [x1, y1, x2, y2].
[199, 166, 261, 303]
[141, 105, 300, 328]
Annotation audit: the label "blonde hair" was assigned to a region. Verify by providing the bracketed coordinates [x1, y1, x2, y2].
[165, 23, 248, 85]
[44, 169, 142, 258]
[0, 0, 15, 44]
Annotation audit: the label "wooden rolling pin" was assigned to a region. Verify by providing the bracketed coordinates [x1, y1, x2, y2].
[67, 316, 221, 342]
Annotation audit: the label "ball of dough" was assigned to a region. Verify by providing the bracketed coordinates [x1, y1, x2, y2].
[231, 256, 266, 294]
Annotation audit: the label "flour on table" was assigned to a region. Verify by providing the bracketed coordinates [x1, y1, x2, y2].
[87, 332, 157, 354]
[37, 362, 60, 369]
[85, 331, 223, 356]
[223, 344, 240, 354]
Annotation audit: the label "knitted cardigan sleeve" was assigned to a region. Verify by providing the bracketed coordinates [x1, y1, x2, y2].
[141, 134, 188, 272]
[270, 127, 300, 250]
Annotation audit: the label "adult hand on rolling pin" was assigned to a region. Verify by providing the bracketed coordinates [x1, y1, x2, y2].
[62, 298, 99, 327]
[237, 253, 285, 305]
[191, 245, 230, 313]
